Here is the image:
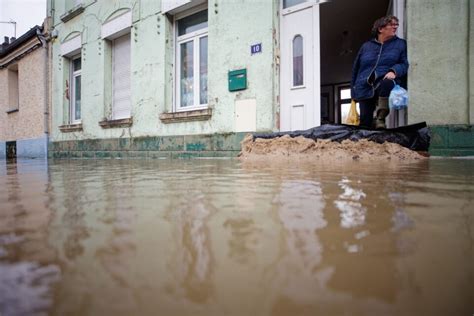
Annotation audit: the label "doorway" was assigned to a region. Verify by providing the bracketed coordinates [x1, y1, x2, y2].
[6, 141, 16, 159]
[319, 0, 408, 126]
[280, 0, 405, 130]
[279, 0, 320, 132]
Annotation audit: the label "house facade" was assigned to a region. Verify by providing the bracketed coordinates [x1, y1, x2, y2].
[46, 0, 473, 158]
[0, 26, 49, 159]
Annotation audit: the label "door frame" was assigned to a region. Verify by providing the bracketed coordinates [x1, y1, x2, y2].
[279, 0, 321, 131]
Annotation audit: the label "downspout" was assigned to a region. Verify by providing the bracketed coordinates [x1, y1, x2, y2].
[36, 27, 50, 157]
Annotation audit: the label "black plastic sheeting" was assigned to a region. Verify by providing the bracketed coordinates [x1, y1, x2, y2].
[253, 122, 431, 152]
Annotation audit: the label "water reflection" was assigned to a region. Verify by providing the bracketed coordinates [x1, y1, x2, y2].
[0, 159, 60, 316]
[0, 158, 473, 315]
[268, 179, 329, 314]
[165, 194, 215, 304]
[334, 177, 367, 229]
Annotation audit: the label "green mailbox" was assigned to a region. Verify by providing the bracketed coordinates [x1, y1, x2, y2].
[228, 69, 247, 92]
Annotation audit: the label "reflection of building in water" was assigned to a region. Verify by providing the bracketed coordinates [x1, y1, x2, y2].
[95, 163, 137, 290]
[319, 175, 398, 303]
[223, 217, 259, 265]
[0, 160, 60, 315]
[334, 177, 367, 229]
[267, 180, 331, 310]
[165, 195, 215, 304]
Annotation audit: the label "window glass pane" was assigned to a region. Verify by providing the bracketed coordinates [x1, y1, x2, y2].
[283, 0, 307, 9]
[341, 102, 359, 124]
[340, 88, 351, 100]
[74, 75, 81, 120]
[73, 57, 81, 71]
[180, 41, 194, 107]
[293, 35, 303, 86]
[178, 10, 208, 36]
[199, 36, 208, 105]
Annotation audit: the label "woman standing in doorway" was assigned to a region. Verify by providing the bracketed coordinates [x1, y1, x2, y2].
[351, 15, 409, 129]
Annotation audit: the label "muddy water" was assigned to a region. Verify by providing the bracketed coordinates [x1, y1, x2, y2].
[0, 158, 473, 316]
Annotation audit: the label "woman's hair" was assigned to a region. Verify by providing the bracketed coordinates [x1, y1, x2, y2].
[371, 15, 399, 38]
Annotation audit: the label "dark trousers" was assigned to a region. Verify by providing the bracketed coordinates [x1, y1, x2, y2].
[359, 79, 395, 128]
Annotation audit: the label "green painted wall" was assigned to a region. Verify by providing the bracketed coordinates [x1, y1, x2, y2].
[407, 0, 472, 125]
[49, 0, 278, 143]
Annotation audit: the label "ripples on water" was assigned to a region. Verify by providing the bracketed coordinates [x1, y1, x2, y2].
[0, 158, 473, 316]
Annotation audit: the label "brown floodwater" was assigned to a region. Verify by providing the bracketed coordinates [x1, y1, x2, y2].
[0, 158, 473, 316]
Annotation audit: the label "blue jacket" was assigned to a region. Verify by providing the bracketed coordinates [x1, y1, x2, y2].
[351, 36, 408, 101]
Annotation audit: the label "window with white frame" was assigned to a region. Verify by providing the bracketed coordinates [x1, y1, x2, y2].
[70, 55, 82, 123]
[175, 9, 208, 111]
[339, 86, 359, 124]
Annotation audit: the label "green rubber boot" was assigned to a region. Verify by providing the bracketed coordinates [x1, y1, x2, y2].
[375, 97, 390, 129]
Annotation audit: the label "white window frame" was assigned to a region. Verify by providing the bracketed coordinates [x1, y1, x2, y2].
[174, 6, 208, 112]
[70, 55, 82, 124]
[281, 0, 315, 15]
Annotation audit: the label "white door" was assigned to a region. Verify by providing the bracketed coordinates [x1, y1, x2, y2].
[280, 1, 320, 131]
[112, 34, 131, 119]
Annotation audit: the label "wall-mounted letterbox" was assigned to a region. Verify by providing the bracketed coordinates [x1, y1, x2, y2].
[228, 69, 247, 92]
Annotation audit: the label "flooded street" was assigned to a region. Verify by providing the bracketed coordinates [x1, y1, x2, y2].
[0, 158, 473, 316]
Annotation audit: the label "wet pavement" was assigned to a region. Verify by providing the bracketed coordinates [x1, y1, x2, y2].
[0, 158, 473, 316]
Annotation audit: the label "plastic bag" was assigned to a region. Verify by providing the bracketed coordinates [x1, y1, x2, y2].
[345, 100, 360, 125]
[389, 85, 408, 110]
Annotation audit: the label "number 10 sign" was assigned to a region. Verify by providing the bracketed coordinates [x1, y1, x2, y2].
[251, 43, 262, 55]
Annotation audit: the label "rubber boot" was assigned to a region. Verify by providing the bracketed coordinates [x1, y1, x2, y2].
[375, 97, 390, 129]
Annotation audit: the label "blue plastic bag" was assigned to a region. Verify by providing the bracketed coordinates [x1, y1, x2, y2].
[389, 84, 408, 110]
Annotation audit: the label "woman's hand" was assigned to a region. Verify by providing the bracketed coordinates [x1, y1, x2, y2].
[384, 71, 396, 80]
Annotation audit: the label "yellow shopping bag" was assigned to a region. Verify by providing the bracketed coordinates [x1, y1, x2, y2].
[345, 100, 360, 126]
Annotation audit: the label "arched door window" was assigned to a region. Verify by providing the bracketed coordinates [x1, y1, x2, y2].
[292, 35, 304, 87]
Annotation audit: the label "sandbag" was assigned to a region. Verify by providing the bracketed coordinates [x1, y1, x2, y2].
[252, 123, 430, 152]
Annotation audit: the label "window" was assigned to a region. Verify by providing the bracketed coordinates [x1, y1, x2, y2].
[8, 64, 19, 110]
[175, 9, 208, 111]
[292, 35, 303, 87]
[112, 34, 131, 119]
[70, 55, 81, 123]
[339, 86, 359, 124]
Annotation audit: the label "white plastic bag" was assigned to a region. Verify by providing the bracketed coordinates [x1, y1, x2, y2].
[389, 84, 408, 110]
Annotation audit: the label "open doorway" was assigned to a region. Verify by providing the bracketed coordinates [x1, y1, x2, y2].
[320, 0, 405, 126]
[6, 141, 16, 159]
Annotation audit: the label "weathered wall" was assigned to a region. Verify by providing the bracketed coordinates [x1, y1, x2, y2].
[0, 46, 47, 141]
[407, 0, 471, 125]
[470, 0, 474, 124]
[50, 0, 277, 143]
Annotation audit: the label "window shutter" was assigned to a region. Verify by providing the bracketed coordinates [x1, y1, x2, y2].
[112, 34, 131, 119]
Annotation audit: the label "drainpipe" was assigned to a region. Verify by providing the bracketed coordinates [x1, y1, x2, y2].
[36, 27, 50, 156]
